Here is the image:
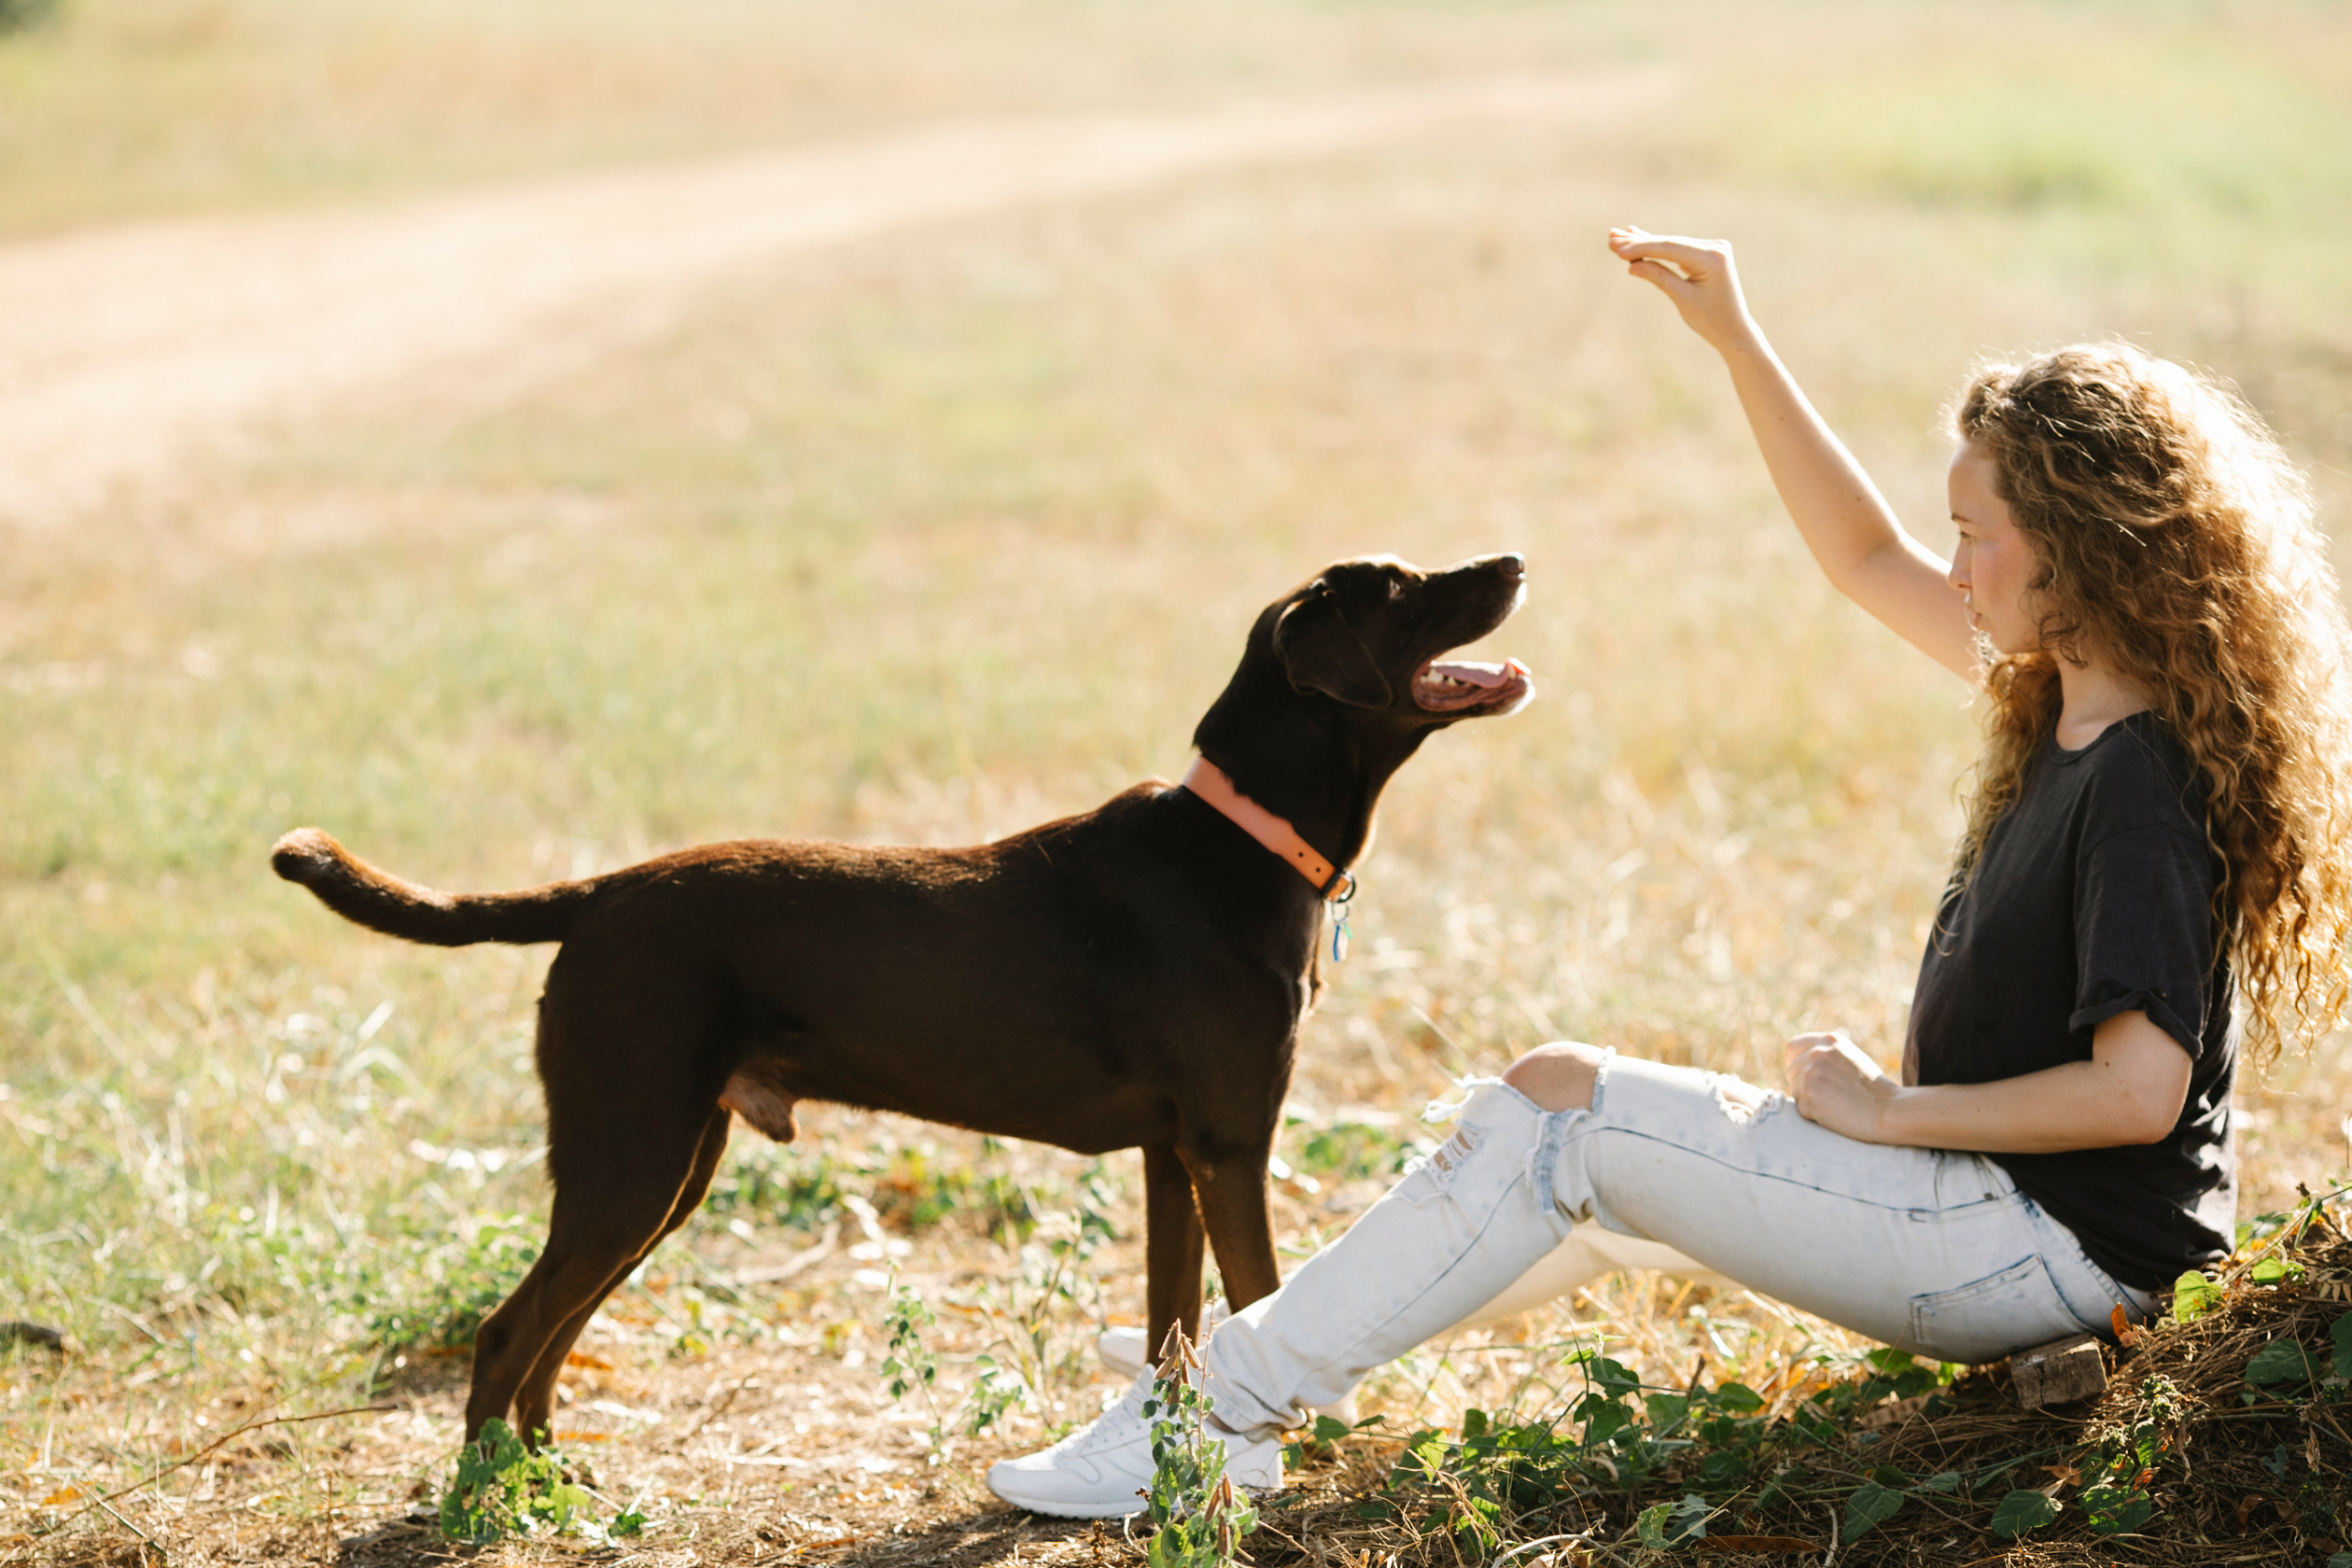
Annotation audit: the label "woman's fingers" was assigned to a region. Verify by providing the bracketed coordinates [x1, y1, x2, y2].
[1607, 228, 1732, 281]
[1608, 226, 1756, 350]
[1625, 257, 1696, 299]
[1783, 1029, 1841, 1064]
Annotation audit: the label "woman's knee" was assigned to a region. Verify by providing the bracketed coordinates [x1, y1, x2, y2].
[1503, 1042, 1605, 1113]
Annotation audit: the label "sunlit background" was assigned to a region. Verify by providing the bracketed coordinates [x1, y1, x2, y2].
[3, 0, 2347, 1557]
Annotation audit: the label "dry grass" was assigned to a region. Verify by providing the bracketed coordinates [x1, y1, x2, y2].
[6, 2, 2352, 1563]
[0, 0, 1672, 240]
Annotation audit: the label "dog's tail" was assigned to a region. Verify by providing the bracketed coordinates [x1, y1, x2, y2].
[271, 828, 595, 947]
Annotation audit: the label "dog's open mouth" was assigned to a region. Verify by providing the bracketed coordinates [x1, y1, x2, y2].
[1412, 656, 1534, 715]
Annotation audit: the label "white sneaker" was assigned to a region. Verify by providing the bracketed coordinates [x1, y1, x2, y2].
[1095, 1302, 1231, 1380]
[1096, 1305, 1359, 1428]
[986, 1369, 1283, 1519]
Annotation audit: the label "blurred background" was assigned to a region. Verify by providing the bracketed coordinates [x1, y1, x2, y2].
[2, 0, 2347, 1548]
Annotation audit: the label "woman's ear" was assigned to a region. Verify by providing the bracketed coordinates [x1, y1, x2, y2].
[1273, 582, 1392, 707]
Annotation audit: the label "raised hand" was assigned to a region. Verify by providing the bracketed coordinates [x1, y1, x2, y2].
[1607, 227, 1757, 352]
[1603, 224, 1977, 679]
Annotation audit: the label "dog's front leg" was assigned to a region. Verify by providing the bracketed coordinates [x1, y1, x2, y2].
[1181, 1145, 1282, 1316]
[1141, 1141, 1206, 1372]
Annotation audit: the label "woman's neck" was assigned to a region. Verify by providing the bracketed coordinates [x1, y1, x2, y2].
[2053, 651, 2150, 751]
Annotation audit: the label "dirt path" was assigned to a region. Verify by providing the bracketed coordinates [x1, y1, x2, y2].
[0, 68, 1670, 530]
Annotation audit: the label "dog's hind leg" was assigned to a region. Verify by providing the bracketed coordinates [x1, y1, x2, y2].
[507, 1106, 735, 1446]
[464, 1105, 730, 1445]
[1142, 1141, 1206, 1372]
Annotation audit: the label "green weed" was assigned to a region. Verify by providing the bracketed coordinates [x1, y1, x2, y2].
[877, 1281, 1036, 1461]
[437, 1419, 593, 1543]
[366, 1213, 539, 1356]
[704, 1137, 1039, 1241]
[2075, 1375, 2184, 1536]
[969, 1168, 1121, 1399]
[1282, 1113, 1425, 1186]
[1141, 1334, 1259, 1568]
[1370, 1346, 2017, 1554]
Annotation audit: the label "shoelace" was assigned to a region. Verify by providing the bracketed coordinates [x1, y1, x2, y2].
[1048, 1374, 1169, 1460]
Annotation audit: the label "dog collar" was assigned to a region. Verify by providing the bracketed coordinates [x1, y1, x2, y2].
[1180, 756, 1356, 903]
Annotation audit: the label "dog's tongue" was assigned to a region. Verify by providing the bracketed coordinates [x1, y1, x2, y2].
[1428, 658, 1527, 689]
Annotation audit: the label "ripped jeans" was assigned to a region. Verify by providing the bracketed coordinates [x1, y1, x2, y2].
[1203, 1049, 2154, 1436]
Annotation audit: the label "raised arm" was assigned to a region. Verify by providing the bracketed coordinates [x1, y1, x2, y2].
[1607, 228, 1977, 680]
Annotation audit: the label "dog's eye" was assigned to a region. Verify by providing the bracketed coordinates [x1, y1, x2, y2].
[1387, 581, 1404, 601]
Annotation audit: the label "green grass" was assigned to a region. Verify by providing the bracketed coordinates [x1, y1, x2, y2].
[4, 0, 2351, 1531]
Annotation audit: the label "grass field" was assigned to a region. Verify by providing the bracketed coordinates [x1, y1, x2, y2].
[5, 1, 2352, 1562]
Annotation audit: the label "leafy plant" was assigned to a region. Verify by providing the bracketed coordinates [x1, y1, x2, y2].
[881, 1284, 945, 1444]
[2075, 1375, 2183, 1535]
[875, 1281, 1034, 1460]
[1635, 1493, 1714, 1549]
[701, 1144, 856, 1232]
[2245, 1338, 2322, 1390]
[964, 1352, 1028, 1437]
[1282, 1412, 1366, 1470]
[1990, 1487, 2063, 1539]
[1368, 1342, 2156, 1555]
[369, 1213, 540, 1355]
[1283, 1113, 1427, 1185]
[1141, 1333, 1258, 1568]
[703, 1138, 1052, 1243]
[438, 1420, 593, 1543]
[2171, 1268, 2223, 1323]
[968, 1179, 1120, 1409]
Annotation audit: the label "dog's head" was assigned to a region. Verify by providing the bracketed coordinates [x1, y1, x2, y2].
[1191, 552, 1533, 868]
[1267, 553, 1533, 725]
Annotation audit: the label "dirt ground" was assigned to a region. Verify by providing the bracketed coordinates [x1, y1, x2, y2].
[12, 1127, 1694, 1568]
[0, 67, 1664, 530]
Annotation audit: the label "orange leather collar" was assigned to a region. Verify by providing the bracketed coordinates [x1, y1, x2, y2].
[1181, 756, 1355, 901]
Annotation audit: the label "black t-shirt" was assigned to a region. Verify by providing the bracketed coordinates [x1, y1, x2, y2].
[1904, 711, 2234, 1292]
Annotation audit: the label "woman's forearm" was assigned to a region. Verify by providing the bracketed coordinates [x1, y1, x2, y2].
[1872, 1062, 2177, 1153]
[1785, 1012, 2194, 1154]
[1715, 329, 1922, 587]
[1713, 327, 1976, 676]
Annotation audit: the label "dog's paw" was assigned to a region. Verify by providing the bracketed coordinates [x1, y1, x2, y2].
[270, 827, 343, 884]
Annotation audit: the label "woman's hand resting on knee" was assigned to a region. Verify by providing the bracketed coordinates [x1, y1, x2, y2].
[1783, 1015, 2193, 1153]
[1783, 1032, 1897, 1140]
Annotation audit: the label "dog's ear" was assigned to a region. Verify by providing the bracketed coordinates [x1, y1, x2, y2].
[1273, 581, 1392, 708]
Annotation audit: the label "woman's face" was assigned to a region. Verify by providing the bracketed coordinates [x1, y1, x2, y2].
[1946, 442, 2044, 655]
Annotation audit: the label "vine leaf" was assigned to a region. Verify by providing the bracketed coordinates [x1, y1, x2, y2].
[2170, 1270, 2221, 1323]
[2245, 1339, 2320, 1388]
[1991, 1489, 2063, 1539]
[1842, 1480, 1905, 1539]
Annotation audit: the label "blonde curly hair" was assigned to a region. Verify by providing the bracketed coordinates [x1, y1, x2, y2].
[1952, 342, 2352, 1062]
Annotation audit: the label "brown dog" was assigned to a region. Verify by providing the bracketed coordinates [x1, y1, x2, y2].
[272, 552, 1532, 1446]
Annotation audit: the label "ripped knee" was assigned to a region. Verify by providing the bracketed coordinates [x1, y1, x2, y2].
[1711, 1074, 1777, 1124]
[1504, 1041, 1605, 1113]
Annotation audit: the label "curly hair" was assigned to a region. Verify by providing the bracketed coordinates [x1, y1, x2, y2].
[1951, 343, 2352, 1062]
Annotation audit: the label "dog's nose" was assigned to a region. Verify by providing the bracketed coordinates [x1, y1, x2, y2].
[1494, 553, 1525, 580]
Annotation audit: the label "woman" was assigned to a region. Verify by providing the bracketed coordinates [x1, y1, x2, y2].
[987, 229, 2352, 1518]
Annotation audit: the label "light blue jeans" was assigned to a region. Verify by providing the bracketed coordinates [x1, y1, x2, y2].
[1205, 1050, 2155, 1435]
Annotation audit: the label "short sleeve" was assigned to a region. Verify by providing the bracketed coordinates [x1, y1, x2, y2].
[2069, 821, 2215, 1057]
